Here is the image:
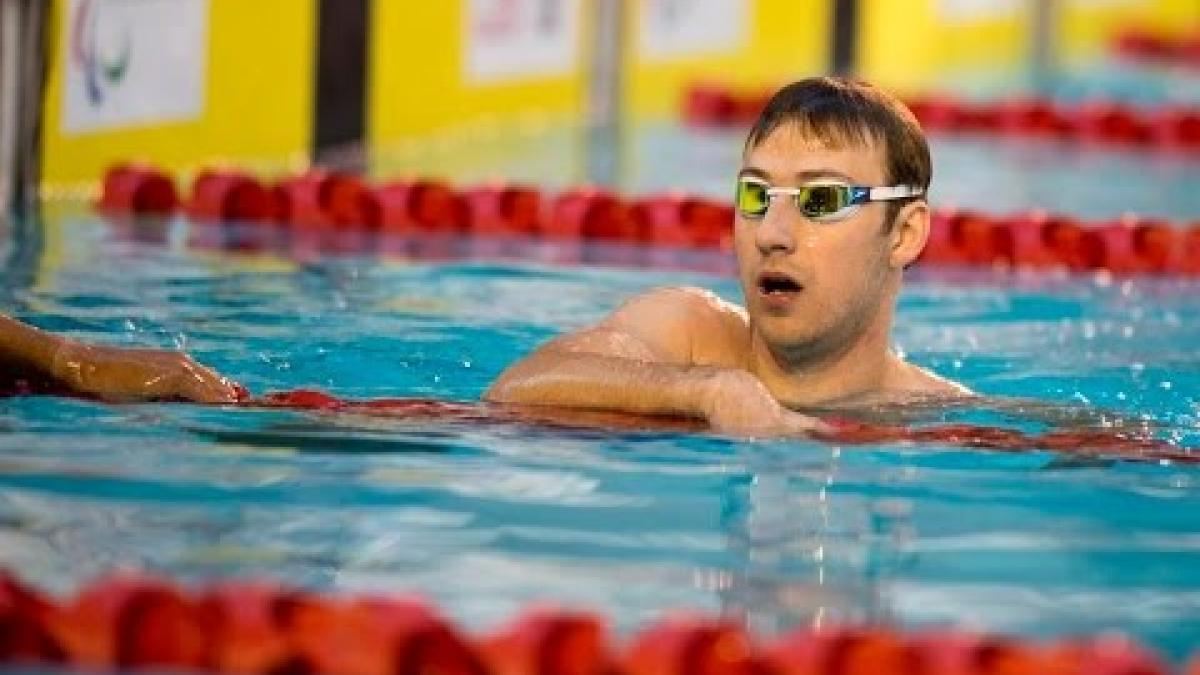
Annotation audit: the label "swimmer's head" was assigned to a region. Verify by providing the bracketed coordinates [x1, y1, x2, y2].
[734, 77, 931, 363]
[744, 77, 931, 230]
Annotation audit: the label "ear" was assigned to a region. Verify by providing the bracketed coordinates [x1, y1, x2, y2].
[887, 200, 930, 269]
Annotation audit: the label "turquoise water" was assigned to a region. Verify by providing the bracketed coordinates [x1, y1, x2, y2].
[2, 128, 1199, 662]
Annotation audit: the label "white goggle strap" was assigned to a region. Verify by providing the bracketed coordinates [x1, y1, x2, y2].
[866, 185, 924, 202]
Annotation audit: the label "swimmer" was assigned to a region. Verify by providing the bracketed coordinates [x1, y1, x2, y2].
[2, 76, 970, 432]
[0, 313, 242, 403]
[486, 77, 970, 436]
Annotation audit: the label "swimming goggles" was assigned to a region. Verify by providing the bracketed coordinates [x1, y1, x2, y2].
[735, 175, 924, 223]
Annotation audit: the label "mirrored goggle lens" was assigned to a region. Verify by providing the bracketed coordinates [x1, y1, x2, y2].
[735, 179, 770, 217]
[798, 185, 853, 220]
[735, 179, 856, 220]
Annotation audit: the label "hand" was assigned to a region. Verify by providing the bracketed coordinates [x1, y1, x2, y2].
[51, 341, 245, 404]
[700, 369, 829, 437]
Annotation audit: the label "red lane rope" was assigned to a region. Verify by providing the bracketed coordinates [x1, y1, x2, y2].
[1112, 28, 1200, 70]
[682, 84, 1200, 152]
[0, 384, 1187, 464]
[97, 164, 1200, 278]
[248, 388, 1196, 465]
[1, 569, 1194, 675]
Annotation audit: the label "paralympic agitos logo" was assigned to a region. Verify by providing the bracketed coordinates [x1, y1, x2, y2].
[70, 0, 132, 106]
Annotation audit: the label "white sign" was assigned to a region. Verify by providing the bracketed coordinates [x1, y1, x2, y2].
[937, 0, 1022, 22]
[638, 0, 747, 61]
[62, 0, 208, 134]
[464, 0, 581, 83]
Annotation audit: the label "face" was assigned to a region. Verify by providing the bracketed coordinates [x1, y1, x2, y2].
[734, 123, 902, 361]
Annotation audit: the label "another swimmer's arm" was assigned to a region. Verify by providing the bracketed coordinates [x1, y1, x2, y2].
[484, 288, 826, 436]
[0, 314, 62, 386]
[0, 312, 242, 403]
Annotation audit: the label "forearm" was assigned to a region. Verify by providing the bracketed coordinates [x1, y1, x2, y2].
[0, 314, 68, 380]
[485, 352, 726, 419]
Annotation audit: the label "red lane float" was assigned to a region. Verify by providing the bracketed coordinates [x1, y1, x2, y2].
[0, 574, 63, 663]
[98, 164, 179, 216]
[46, 576, 208, 670]
[684, 84, 739, 128]
[683, 84, 1200, 152]
[622, 616, 756, 675]
[547, 188, 639, 241]
[633, 193, 734, 249]
[920, 209, 1200, 276]
[1112, 28, 1200, 69]
[187, 170, 274, 223]
[0, 569, 1194, 675]
[272, 171, 335, 228]
[465, 184, 543, 237]
[284, 595, 484, 675]
[377, 179, 468, 233]
[200, 583, 305, 674]
[324, 173, 382, 229]
[481, 608, 608, 675]
[768, 627, 928, 675]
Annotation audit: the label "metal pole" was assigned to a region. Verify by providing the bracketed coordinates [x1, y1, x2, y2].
[0, 0, 46, 220]
[585, 0, 624, 188]
[1030, 0, 1058, 95]
[0, 0, 22, 218]
[830, 0, 858, 76]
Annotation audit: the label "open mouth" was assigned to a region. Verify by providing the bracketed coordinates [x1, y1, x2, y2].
[757, 271, 803, 297]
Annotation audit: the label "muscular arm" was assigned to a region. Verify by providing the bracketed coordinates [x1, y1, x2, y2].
[0, 313, 242, 403]
[486, 325, 725, 419]
[485, 288, 825, 435]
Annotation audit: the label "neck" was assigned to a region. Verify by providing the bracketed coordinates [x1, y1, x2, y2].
[747, 304, 900, 408]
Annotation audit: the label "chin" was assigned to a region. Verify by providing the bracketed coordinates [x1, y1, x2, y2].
[752, 315, 824, 354]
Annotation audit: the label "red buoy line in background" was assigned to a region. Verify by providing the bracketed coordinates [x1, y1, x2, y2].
[683, 84, 1200, 152]
[98, 163, 1200, 277]
[2, 569, 1196, 675]
[1112, 27, 1200, 70]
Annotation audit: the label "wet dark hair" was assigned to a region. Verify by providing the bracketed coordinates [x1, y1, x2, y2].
[744, 76, 931, 229]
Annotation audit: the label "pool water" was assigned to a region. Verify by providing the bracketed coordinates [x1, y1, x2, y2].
[2, 126, 1199, 662]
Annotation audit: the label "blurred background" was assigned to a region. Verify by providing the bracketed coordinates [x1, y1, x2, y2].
[2, 0, 1198, 212]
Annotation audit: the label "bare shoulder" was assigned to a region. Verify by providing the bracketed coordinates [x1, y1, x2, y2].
[604, 286, 748, 367]
[614, 283, 744, 319]
[894, 360, 975, 398]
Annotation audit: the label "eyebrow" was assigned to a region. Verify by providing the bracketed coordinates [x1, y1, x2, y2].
[738, 167, 858, 183]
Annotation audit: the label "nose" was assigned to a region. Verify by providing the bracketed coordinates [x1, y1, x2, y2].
[753, 198, 797, 255]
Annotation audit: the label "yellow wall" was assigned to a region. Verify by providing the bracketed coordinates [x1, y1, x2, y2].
[858, 0, 1031, 95]
[41, 0, 316, 195]
[1057, 0, 1200, 66]
[368, 2, 585, 153]
[858, 0, 1200, 95]
[624, 0, 831, 121]
[368, 0, 830, 180]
